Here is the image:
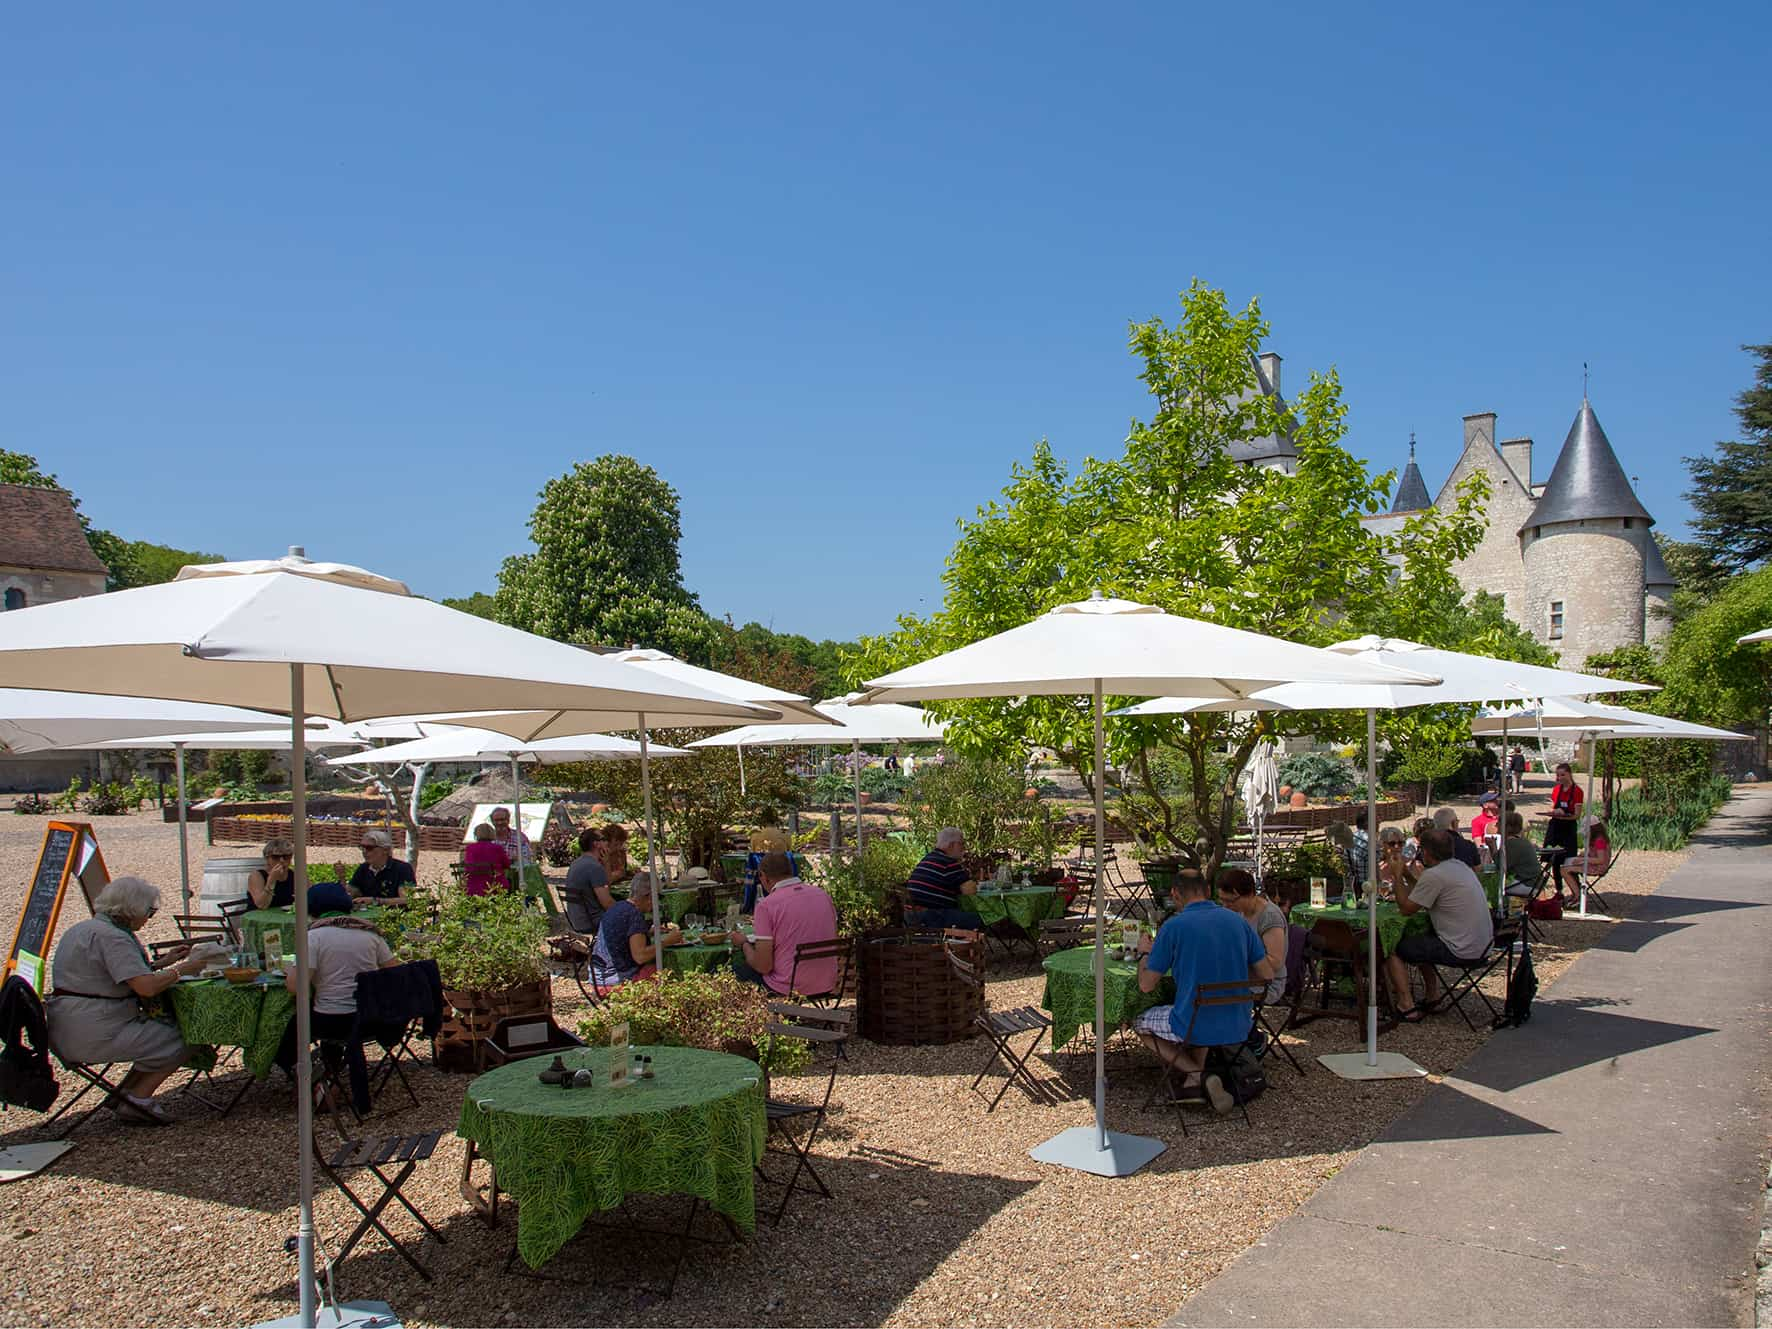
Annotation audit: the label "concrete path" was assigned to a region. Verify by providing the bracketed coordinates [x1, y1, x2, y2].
[1172, 787, 1772, 1329]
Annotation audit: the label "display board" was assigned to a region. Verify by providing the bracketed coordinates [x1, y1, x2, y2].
[5, 821, 109, 992]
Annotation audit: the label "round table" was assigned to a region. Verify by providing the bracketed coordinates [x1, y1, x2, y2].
[660, 939, 735, 976]
[1287, 899, 1430, 957]
[457, 1045, 766, 1270]
[241, 905, 384, 957]
[1040, 945, 1174, 1051]
[166, 978, 298, 1080]
[961, 886, 1065, 931]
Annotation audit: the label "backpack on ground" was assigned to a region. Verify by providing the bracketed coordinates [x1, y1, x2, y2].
[1494, 943, 1537, 1029]
[0, 975, 59, 1113]
[1207, 1042, 1268, 1104]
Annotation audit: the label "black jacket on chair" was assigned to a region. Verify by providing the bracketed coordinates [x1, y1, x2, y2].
[0, 975, 59, 1113]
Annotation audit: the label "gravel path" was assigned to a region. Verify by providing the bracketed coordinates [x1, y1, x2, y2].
[0, 809, 1683, 1328]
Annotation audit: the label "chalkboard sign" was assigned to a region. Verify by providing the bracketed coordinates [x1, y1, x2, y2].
[5, 822, 109, 992]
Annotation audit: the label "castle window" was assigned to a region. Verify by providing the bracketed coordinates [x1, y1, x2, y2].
[1548, 599, 1564, 640]
[2, 588, 24, 611]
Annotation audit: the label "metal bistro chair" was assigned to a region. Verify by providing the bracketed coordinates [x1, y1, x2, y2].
[1037, 914, 1101, 961]
[1426, 919, 1524, 1032]
[312, 1079, 448, 1284]
[944, 941, 1057, 1111]
[786, 937, 854, 1010]
[215, 896, 253, 945]
[1251, 926, 1309, 1076]
[757, 1003, 852, 1226]
[1147, 979, 1267, 1136]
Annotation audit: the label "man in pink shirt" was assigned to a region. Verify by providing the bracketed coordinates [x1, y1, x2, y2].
[730, 850, 839, 997]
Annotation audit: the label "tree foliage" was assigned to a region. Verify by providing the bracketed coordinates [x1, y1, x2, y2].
[1683, 343, 1772, 575]
[710, 620, 854, 702]
[441, 591, 499, 620]
[849, 282, 1506, 870]
[494, 455, 716, 661]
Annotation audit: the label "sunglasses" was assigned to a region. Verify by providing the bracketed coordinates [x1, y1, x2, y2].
[360, 844, 380, 852]
[268, 853, 293, 861]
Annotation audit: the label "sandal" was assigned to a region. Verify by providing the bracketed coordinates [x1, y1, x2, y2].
[1394, 1006, 1425, 1023]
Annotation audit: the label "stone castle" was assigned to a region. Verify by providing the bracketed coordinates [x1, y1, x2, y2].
[1242, 353, 1673, 667]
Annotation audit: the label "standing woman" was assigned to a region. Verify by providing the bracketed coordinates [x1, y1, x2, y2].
[46, 876, 210, 1122]
[1544, 762, 1584, 896]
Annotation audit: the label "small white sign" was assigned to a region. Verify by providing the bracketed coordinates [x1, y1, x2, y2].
[608, 1020, 630, 1089]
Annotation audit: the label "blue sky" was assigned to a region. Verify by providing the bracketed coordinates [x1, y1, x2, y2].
[4, 4, 1767, 640]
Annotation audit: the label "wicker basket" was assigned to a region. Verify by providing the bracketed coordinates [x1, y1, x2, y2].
[856, 927, 983, 1046]
[436, 975, 554, 1072]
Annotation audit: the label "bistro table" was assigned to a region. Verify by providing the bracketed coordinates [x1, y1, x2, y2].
[1288, 897, 1428, 958]
[240, 904, 385, 957]
[659, 937, 736, 976]
[961, 885, 1066, 932]
[166, 976, 298, 1080]
[457, 1044, 766, 1270]
[1041, 944, 1174, 1051]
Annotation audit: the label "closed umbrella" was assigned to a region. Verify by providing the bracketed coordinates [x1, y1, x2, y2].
[856, 593, 1441, 1177]
[0, 547, 775, 1329]
[1240, 740, 1282, 884]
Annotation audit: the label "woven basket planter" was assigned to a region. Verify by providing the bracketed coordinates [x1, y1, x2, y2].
[436, 975, 554, 1073]
[856, 927, 983, 1047]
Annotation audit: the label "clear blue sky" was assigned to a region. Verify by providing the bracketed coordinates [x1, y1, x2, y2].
[4, 4, 1767, 640]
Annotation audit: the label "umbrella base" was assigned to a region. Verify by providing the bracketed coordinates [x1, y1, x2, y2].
[1029, 1125, 1166, 1177]
[1317, 1051, 1428, 1081]
[1565, 908, 1614, 922]
[252, 1300, 400, 1329]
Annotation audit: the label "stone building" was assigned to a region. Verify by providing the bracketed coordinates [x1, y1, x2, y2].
[0, 483, 109, 610]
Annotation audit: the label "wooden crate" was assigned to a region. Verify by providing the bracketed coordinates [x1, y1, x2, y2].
[436, 975, 554, 1072]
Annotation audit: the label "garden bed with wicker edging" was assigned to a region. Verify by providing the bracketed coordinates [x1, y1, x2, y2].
[1266, 796, 1415, 829]
[206, 814, 464, 852]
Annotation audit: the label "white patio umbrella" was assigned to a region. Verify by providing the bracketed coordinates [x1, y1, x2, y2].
[855, 593, 1442, 1177]
[1244, 638, 1656, 1078]
[0, 687, 284, 753]
[690, 693, 947, 876]
[0, 548, 775, 1329]
[82, 723, 368, 915]
[1240, 740, 1282, 884]
[1737, 627, 1772, 644]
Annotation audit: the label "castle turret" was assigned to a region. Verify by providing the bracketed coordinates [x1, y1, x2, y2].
[1643, 533, 1677, 643]
[1227, 352, 1300, 473]
[1519, 399, 1650, 663]
[1390, 437, 1431, 513]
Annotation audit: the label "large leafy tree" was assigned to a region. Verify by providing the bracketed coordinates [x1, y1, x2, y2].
[494, 455, 716, 661]
[849, 282, 1502, 871]
[1684, 343, 1772, 576]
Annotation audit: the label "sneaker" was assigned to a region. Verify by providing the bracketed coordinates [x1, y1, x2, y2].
[107, 1094, 171, 1125]
[1202, 1073, 1235, 1115]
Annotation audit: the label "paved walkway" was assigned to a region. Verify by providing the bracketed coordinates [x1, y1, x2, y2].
[1172, 786, 1772, 1329]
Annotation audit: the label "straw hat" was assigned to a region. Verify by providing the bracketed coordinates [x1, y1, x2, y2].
[682, 865, 712, 884]
[750, 827, 789, 854]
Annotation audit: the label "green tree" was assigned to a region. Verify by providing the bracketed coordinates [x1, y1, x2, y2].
[711, 620, 856, 701]
[849, 282, 1497, 871]
[117, 540, 225, 587]
[494, 455, 717, 661]
[1684, 343, 1772, 575]
[1663, 565, 1772, 731]
[0, 449, 135, 589]
[441, 591, 499, 620]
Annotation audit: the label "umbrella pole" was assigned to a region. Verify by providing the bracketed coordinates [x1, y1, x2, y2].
[511, 756, 522, 892]
[1366, 708, 1379, 1066]
[1579, 734, 1596, 915]
[1092, 681, 1108, 1150]
[853, 738, 864, 887]
[639, 716, 663, 956]
[1498, 717, 1508, 910]
[174, 742, 190, 917]
[290, 668, 317, 1329]
[738, 743, 746, 799]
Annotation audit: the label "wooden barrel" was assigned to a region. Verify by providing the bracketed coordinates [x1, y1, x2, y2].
[856, 927, 983, 1046]
[198, 856, 262, 916]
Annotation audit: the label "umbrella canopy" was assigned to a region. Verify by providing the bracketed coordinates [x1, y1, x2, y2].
[688, 693, 947, 747]
[327, 726, 689, 765]
[84, 724, 366, 751]
[1109, 695, 1294, 718]
[856, 593, 1443, 1178]
[1738, 627, 1772, 644]
[605, 648, 831, 725]
[0, 688, 289, 754]
[1471, 696, 1719, 737]
[856, 597, 1442, 702]
[1241, 739, 1281, 815]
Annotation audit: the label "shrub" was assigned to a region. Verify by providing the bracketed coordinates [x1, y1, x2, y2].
[812, 836, 927, 934]
[81, 783, 131, 816]
[1276, 753, 1357, 800]
[11, 793, 52, 815]
[858, 766, 911, 801]
[54, 777, 84, 812]
[1608, 772, 1734, 851]
[576, 970, 810, 1075]
[907, 754, 1045, 862]
[417, 777, 458, 810]
[383, 886, 549, 991]
[541, 823, 577, 867]
[1262, 841, 1347, 886]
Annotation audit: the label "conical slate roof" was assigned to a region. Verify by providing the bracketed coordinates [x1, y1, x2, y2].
[1644, 535, 1677, 589]
[1390, 441, 1431, 512]
[1523, 399, 1652, 531]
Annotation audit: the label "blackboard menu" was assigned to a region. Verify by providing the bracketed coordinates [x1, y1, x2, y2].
[5, 823, 103, 991]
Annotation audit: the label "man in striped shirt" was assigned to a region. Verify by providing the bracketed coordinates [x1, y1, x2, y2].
[904, 827, 981, 929]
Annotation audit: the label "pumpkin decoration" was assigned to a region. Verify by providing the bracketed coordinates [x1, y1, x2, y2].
[1289, 791, 1310, 810]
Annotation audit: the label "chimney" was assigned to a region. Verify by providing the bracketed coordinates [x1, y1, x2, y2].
[1257, 351, 1282, 397]
[1462, 412, 1497, 452]
[1500, 436, 1533, 486]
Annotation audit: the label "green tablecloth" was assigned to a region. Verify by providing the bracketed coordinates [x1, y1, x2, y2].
[962, 886, 1065, 931]
[1288, 899, 1429, 958]
[660, 940, 734, 975]
[458, 1045, 766, 1269]
[659, 888, 701, 925]
[241, 906, 384, 957]
[167, 978, 298, 1080]
[1040, 945, 1174, 1051]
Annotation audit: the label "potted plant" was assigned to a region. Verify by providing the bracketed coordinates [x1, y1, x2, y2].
[577, 970, 810, 1082]
[383, 885, 551, 1071]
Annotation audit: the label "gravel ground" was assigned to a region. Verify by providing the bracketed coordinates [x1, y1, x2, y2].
[0, 801, 1683, 1329]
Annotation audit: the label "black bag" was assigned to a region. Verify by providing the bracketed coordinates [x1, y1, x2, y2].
[1208, 1043, 1268, 1104]
[0, 975, 60, 1113]
[1495, 943, 1537, 1029]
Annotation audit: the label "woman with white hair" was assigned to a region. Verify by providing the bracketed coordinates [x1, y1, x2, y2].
[46, 876, 210, 1122]
[588, 872, 678, 988]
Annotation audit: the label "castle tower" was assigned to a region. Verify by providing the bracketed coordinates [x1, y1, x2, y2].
[1519, 399, 1650, 664]
[1390, 437, 1431, 512]
[1227, 352, 1300, 475]
[1643, 534, 1676, 643]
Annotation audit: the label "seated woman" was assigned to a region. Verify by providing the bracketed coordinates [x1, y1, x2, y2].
[1217, 868, 1288, 1005]
[588, 873, 677, 989]
[247, 837, 297, 909]
[275, 883, 401, 1082]
[46, 875, 212, 1123]
[1500, 811, 1544, 898]
[601, 823, 632, 884]
[459, 822, 511, 897]
[1564, 821, 1611, 903]
[1375, 826, 1409, 895]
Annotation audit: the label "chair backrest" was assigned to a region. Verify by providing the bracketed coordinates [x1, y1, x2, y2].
[353, 959, 443, 1026]
[1308, 919, 1360, 957]
[1039, 915, 1098, 948]
[787, 936, 853, 1000]
[174, 913, 230, 944]
[943, 941, 985, 996]
[765, 1002, 853, 1097]
[1280, 925, 1311, 1001]
[1195, 978, 1266, 1009]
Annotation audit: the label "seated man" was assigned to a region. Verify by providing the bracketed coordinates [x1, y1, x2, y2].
[562, 827, 615, 934]
[1469, 794, 1501, 846]
[589, 873, 677, 988]
[1431, 807, 1482, 869]
[1384, 828, 1494, 1020]
[348, 830, 414, 903]
[904, 827, 980, 929]
[728, 850, 840, 996]
[1133, 872, 1274, 1114]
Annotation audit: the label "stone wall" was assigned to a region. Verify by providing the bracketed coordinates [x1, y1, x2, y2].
[0, 564, 106, 610]
[1521, 520, 1645, 666]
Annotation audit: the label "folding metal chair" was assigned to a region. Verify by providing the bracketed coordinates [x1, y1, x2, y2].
[215, 896, 253, 944]
[944, 943, 1057, 1111]
[1427, 920, 1522, 1031]
[1565, 846, 1620, 915]
[351, 960, 442, 1115]
[312, 1083, 447, 1283]
[171, 913, 232, 947]
[1145, 979, 1266, 1136]
[786, 937, 853, 1008]
[45, 1055, 164, 1137]
[1251, 926, 1309, 1076]
[1038, 914, 1100, 960]
[757, 1002, 852, 1226]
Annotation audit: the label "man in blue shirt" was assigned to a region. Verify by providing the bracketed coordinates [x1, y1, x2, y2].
[1134, 870, 1274, 1114]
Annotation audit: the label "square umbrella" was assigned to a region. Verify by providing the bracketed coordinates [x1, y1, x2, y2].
[0, 548, 776, 1328]
[856, 593, 1442, 1176]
